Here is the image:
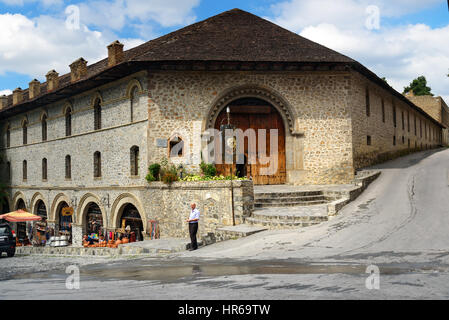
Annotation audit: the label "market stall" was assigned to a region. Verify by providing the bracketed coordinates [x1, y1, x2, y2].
[0, 210, 42, 247]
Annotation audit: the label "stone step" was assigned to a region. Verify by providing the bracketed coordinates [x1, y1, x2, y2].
[245, 217, 322, 228]
[251, 211, 329, 223]
[255, 191, 324, 199]
[254, 200, 328, 208]
[255, 195, 327, 203]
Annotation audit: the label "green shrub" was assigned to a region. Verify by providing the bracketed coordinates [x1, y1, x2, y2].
[145, 173, 156, 182]
[162, 172, 179, 184]
[200, 161, 217, 177]
[149, 163, 161, 180]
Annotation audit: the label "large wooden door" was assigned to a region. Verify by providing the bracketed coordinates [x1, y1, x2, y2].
[214, 103, 286, 185]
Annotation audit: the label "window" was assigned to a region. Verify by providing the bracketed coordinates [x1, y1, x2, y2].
[402, 136, 405, 144]
[42, 158, 47, 180]
[42, 114, 47, 142]
[414, 115, 417, 136]
[381, 100, 385, 123]
[22, 120, 28, 145]
[6, 124, 10, 148]
[7, 162, 11, 181]
[402, 111, 405, 130]
[420, 119, 422, 138]
[130, 86, 138, 123]
[23, 160, 27, 181]
[365, 88, 370, 117]
[65, 107, 72, 137]
[130, 146, 139, 176]
[65, 155, 71, 179]
[367, 136, 372, 146]
[424, 122, 427, 140]
[94, 99, 101, 130]
[169, 136, 184, 158]
[407, 111, 410, 132]
[393, 136, 396, 146]
[94, 151, 101, 178]
[393, 104, 397, 128]
[408, 139, 410, 148]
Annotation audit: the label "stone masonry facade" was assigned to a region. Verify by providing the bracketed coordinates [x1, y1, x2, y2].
[0, 68, 444, 246]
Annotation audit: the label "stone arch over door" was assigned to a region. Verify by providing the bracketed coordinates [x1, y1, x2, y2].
[12, 191, 27, 211]
[206, 85, 297, 135]
[110, 193, 146, 233]
[76, 193, 108, 233]
[31, 192, 49, 217]
[50, 193, 73, 223]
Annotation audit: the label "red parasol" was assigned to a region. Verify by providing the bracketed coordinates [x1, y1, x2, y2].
[0, 210, 42, 222]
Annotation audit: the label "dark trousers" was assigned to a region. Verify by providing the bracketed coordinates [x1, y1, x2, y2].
[189, 223, 198, 250]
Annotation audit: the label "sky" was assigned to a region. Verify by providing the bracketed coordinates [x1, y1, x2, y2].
[0, 0, 448, 101]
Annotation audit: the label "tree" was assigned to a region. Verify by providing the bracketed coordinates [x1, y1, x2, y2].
[403, 76, 433, 96]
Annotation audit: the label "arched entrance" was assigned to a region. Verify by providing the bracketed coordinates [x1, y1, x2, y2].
[35, 200, 47, 219]
[84, 202, 104, 236]
[15, 199, 27, 241]
[119, 204, 144, 241]
[214, 98, 286, 185]
[56, 201, 72, 244]
[0, 197, 10, 214]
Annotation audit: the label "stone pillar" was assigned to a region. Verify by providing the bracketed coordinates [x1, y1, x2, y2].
[72, 224, 83, 247]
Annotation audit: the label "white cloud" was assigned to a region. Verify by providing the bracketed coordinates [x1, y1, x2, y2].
[0, 0, 63, 7]
[0, 89, 12, 95]
[0, 13, 144, 81]
[78, 0, 199, 35]
[270, 0, 449, 101]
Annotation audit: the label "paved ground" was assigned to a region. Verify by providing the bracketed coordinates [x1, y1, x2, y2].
[2, 148, 449, 299]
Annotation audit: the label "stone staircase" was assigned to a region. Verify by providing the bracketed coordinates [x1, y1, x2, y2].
[246, 190, 335, 229]
[253, 190, 330, 208]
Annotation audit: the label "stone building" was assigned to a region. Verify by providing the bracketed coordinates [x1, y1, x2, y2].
[404, 92, 449, 146]
[0, 9, 443, 244]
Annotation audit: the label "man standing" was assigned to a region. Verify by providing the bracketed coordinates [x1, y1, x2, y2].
[186, 202, 200, 251]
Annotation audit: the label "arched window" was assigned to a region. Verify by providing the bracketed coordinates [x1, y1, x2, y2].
[65, 107, 72, 137]
[130, 146, 139, 176]
[93, 151, 101, 178]
[6, 124, 10, 148]
[42, 158, 47, 180]
[42, 114, 47, 141]
[6, 161, 11, 181]
[169, 136, 184, 158]
[130, 86, 139, 123]
[22, 120, 28, 145]
[23, 160, 27, 181]
[65, 155, 71, 179]
[94, 99, 101, 130]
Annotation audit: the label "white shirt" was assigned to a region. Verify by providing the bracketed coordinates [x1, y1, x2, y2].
[189, 208, 200, 223]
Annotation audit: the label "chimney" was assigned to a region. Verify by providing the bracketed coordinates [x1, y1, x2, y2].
[13, 88, 23, 105]
[46, 70, 59, 92]
[0, 95, 7, 110]
[29, 79, 41, 99]
[406, 90, 415, 97]
[107, 40, 124, 67]
[69, 58, 88, 82]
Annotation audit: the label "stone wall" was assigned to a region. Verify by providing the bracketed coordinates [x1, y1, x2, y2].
[0, 71, 149, 187]
[143, 180, 254, 238]
[147, 71, 355, 185]
[350, 71, 442, 169]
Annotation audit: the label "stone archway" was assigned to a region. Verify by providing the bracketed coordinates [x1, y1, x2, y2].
[213, 97, 287, 185]
[31, 192, 49, 218]
[206, 85, 297, 134]
[110, 193, 146, 239]
[76, 193, 107, 236]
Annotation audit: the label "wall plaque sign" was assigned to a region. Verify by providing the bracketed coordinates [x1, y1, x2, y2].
[156, 139, 168, 148]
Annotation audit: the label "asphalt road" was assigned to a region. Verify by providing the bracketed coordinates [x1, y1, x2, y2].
[2, 148, 449, 299]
